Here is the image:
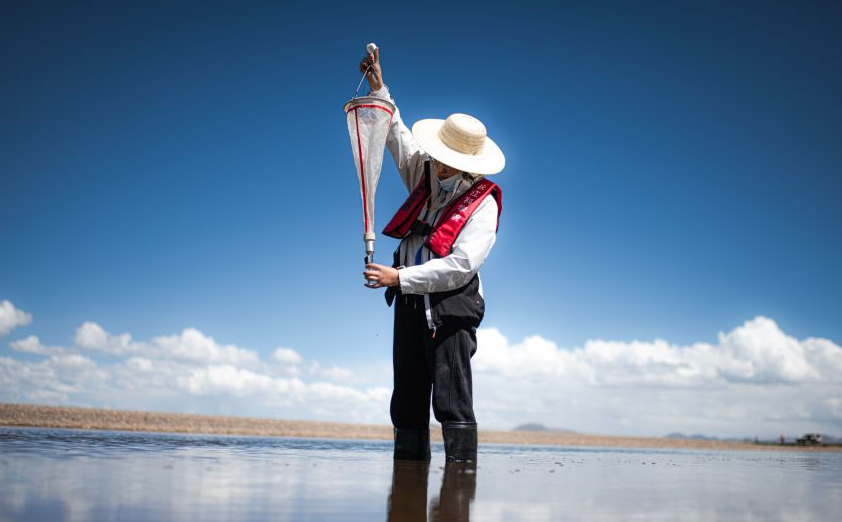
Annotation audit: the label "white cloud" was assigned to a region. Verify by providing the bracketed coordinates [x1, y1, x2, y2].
[273, 347, 303, 365]
[0, 300, 32, 337]
[473, 316, 842, 437]
[307, 361, 358, 383]
[151, 328, 260, 366]
[74, 321, 133, 355]
[9, 335, 65, 356]
[1, 320, 389, 425]
[474, 317, 839, 388]
[73, 321, 262, 368]
[178, 365, 301, 397]
[316, 366, 357, 382]
[125, 357, 153, 371]
[2, 314, 840, 438]
[715, 317, 818, 383]
[0, 353, 102, 404]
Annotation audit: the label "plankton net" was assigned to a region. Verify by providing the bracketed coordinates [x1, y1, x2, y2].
[344, 95, 395, 283]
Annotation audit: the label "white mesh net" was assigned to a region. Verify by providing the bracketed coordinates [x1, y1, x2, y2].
[344, 96, 395, 240]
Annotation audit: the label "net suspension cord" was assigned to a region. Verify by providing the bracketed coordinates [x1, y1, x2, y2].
[354, 63, 373, 99]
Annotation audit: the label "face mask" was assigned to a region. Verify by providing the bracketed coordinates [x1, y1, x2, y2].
[438, 174, 462, 193]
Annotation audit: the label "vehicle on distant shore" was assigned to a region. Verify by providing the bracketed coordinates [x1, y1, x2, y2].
[796, 433, 822, 445]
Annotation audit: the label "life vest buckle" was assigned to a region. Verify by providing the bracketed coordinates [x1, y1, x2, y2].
[410, 220, 434, 236]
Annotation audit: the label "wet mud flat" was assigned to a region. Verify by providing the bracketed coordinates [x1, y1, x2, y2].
[2, 427, 841, 521]
[4, 403, 834, 452]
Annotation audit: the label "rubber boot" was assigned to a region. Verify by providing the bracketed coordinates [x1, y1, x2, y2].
[393, 428, 431, 461]
[442, 422, 478, 463]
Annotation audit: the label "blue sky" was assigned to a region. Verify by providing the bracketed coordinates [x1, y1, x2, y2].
[1, 1, 841, 437]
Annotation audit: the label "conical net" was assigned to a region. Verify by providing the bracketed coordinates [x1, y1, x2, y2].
[344, 97, 395, 238]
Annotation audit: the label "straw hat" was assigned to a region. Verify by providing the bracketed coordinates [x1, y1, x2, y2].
[412, 113, 505, 175]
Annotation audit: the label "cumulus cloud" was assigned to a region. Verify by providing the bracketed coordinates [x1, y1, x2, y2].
[473, 317, 842, 437]
[178, 365, 300, 397]
[308, 361, 358, 383]
[74, 322, 133, 354]
[273, 347, 303, 365]
[474, 317, 840, 387]
[9, 336, 65, 356]
[0, 300, 32, 337]
[2, 313, 840, 437]
[72, 322, 262, 367]
[152, 328, 261, 366]
[0, 352, 103, 404]
[1, 320, 389, 424]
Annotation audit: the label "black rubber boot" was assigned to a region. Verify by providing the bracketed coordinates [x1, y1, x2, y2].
[394, 428, 431, 461]
[442, 422, 478, 462]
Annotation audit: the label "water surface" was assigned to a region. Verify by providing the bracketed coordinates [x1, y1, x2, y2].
[1, 427, 840, 521]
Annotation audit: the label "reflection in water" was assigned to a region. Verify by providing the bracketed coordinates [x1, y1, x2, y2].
[430, 463, 477, 522]
[388, 461, 477, 522]
[2, 427, 842, 521]
[388, 461, 429, 522]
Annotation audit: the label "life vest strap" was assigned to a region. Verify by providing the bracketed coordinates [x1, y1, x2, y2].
[425, 179, 501, 258]
[382, 161, 432, 239]
[382, 162, 503, 259]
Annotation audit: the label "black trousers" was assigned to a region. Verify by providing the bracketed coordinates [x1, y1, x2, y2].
[390, 294, 477, 429]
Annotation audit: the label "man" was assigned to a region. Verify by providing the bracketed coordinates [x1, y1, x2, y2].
[360, 47, 505, 463]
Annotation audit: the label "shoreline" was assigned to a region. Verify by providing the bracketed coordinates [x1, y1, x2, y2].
[1, 403, 838, 452]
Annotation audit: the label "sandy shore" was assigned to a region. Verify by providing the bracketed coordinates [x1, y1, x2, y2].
[1, 403, 837, 452]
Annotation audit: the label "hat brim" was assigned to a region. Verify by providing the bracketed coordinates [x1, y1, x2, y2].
[411, 119, 506, 175]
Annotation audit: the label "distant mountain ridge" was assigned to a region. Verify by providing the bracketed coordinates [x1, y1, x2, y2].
[513, 423, 548, 431]
[510, 427, 841, 443]
[512, 423, 577, 434]
[666, 432, 841, 443]
[665, 432, 720, 441]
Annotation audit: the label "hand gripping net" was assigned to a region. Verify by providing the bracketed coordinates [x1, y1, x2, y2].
[344, 96, 395, 257]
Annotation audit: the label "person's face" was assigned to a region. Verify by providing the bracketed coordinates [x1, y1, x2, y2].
[434, 160, 462, 179]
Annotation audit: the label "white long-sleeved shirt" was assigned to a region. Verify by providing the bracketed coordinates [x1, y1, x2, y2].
[369, 85, 498, 301]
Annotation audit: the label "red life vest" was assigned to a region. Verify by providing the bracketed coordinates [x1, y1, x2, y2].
[382, 168, 503, 258]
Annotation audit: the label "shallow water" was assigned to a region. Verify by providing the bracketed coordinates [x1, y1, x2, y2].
[1, 427, 840, 521]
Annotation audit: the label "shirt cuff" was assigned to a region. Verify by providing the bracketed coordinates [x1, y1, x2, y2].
[398, 264, 423, 294]
[369, 84, 391, 99]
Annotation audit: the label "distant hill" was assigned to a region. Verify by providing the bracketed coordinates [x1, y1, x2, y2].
[665, 432, 720, 441]
[666, 432, 757, 442]
[513, 423, 549, 431]
[666, 432, 841, 444]
[512, 423, 579, 434]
